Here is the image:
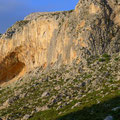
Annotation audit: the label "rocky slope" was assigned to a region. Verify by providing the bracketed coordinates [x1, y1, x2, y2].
[0, 53, 120, 120]
[0, 0, 120, 120]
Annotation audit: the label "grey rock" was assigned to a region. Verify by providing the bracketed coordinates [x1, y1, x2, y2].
[20, 93, 27, 98]
[72, 102, 81, 109]
[104, 72, 110, 77]
[22, 114, 31, 120]
[3, 95, 20, 107]
[81, 82, 86, 87]
[104, 116, 113, 120]
[112, 106, 120, 111]
[57, 105, 63, 110]
[87, 80, 91, 84]
[54, 86, 61, 90]
[78, 66, 83, 73]
[36, 105, 49, 112]
[2, 20, 29, 38]
[41, 91, 50, 97]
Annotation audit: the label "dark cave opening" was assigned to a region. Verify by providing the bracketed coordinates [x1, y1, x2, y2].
[0, 52, 25, 84]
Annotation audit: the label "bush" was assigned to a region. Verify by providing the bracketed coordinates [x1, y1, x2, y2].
[114, 57, 120, 61]
[102, 54, 111, 58]
[99, 54, 111, 62]
[99, 58, 106, 62]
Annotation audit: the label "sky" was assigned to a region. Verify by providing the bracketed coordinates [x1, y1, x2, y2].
[0, 0, 78, 33]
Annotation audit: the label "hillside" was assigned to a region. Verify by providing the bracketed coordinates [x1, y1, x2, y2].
[0, 0, 120, 120]
[0, 53, 120, 119]
[0, 0, 120, 84]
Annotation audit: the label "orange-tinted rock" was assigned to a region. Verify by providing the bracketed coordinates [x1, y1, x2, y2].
[0, 0, 120, 84]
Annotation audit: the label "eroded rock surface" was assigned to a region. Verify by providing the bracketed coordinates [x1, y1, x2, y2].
[0, 0, 120, 84]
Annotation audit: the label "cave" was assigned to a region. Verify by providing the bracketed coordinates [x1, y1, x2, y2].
[0, 52, 25, 84]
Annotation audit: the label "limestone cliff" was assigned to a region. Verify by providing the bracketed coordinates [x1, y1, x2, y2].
[0, 0, 120, 84]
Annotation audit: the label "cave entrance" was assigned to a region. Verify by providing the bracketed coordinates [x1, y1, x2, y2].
[0, 52, 25, 84]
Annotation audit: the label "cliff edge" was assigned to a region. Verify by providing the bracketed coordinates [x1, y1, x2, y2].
[0, 0, 120, 84]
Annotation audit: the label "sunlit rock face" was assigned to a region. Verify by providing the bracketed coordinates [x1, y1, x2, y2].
[0, 0, 120, 84]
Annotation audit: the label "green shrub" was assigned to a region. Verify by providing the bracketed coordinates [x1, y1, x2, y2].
[99, 54, 111, 62]
[114, 57, 120, 61]
[99, 58, 106, 62]
[102, 53, 111, 58]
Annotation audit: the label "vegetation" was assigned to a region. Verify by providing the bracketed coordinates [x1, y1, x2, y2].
[0, 53, 120, 120]
[99, 54, 111, 62]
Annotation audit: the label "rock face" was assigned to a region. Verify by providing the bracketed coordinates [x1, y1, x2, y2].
[0, 33, 2, 38]
[0, 0, 120, 84]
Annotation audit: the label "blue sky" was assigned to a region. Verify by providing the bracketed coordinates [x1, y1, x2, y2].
[0, 0, 78, 33]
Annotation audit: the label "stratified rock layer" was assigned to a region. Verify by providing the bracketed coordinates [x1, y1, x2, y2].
[0, 0, 120, 84]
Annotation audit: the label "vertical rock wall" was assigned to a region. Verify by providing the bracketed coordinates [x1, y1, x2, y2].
[0, 0, 120, 84]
